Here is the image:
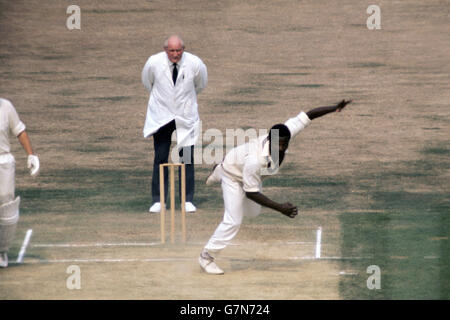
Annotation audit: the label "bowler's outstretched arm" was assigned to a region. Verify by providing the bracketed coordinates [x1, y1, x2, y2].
[306, 99, 352, 120]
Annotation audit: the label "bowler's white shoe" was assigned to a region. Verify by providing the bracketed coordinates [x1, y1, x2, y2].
[149, 202, 161, 213]
[199, 250, 224, 275]
[185, 202, 196, 213]
[0, 252, 8, 268]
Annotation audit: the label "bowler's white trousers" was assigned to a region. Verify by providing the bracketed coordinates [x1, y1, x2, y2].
[204, 168, 261, 254]
[0, 154, 15, 204]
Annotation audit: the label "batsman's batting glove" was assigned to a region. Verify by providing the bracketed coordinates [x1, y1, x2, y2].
[27, 154, 40, 177]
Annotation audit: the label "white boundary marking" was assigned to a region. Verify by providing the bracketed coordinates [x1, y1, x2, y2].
[16, 229, 33, 263]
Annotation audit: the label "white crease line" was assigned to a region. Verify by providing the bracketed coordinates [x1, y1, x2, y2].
[32, 242, 161, 248]
[338, 271, 359, 276]
[290, 256, 371, 260]
[9, 257, 195, 264]
[31, 241, 317, 248]
[16, 229, 33, 263]
[15, 254, 434, 265]
[13, 256, 370, 265]
[315, 227, 322, 259]
[286, 242, 315, 245]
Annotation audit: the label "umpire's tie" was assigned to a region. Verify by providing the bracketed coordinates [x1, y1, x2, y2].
[172, 63, 178, 85]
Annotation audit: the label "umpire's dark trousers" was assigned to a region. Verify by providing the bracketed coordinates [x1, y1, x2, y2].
[151, 120, 195, 204]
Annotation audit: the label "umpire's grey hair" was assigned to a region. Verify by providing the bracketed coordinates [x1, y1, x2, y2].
[164, 35, 185, 49]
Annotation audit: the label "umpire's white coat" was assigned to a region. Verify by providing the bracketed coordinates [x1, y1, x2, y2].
[141, 51, 207, 147]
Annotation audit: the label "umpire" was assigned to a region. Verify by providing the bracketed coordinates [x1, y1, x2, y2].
[142, 35, 207, 213]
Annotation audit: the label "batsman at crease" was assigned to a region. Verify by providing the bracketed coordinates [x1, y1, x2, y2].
[0, 98, 40, 268]
[199, 99, 352, 275]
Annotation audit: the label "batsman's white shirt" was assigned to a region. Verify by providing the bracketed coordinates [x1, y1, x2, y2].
[0, 98, 25, 156]
[141, 51, 207, 147]
[0, 98, 26, 203]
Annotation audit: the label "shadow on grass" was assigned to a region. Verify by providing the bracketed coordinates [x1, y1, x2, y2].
[18, 166, 223, 215]
[18, 168, 151, 214]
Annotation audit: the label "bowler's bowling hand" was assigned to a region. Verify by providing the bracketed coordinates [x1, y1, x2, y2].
[336, 99, 352, 112]
[280, 202, 298, 218]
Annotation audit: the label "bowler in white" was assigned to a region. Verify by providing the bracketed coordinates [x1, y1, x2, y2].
[199, 99, 352, 274]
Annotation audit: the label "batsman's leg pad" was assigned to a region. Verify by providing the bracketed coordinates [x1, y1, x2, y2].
[0, 196, 20, 253]
[0, 157, 15, 204]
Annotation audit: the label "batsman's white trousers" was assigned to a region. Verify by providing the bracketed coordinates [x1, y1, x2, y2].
[0, 153, 17, 253]
[0, 154, 15, 204]
[204, 169, 261, 254]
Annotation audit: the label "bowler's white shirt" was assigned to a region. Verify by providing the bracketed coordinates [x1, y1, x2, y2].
[220, 111, 311, 192]
[142, 51, 207, 147]
[221, 135, 276, 192]
[0, 98, 26, 156]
